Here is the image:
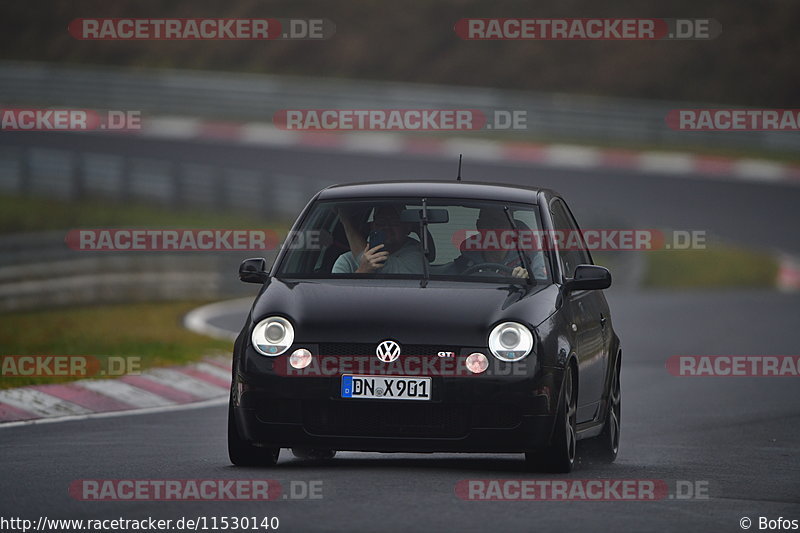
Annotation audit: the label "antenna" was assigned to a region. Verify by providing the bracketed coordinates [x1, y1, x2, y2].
[456, 154, 463, 181]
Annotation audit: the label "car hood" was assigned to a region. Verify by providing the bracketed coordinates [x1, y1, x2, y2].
[251, 278, 559, 346]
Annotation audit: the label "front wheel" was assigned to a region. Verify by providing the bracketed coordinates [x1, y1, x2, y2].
[582, 357, 621, 463]
[228, 395, 280, 467]
[525, 364, 577, 473]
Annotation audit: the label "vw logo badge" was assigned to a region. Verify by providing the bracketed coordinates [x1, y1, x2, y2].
[376, 340, 401, 363]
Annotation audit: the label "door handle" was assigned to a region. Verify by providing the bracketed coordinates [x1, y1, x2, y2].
[600, 314, 607, 329]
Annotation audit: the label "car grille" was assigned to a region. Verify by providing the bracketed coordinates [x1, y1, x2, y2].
[471, 404, 522, 429]
[302, 401, 521, 437]
[318, 343, 456, 357]
[303, 400, 471, 437]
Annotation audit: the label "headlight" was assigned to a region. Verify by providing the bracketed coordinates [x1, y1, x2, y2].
[251, 316, 294, 356]
[489, 322, 534, 361]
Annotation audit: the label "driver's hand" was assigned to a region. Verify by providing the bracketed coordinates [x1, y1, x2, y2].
[512, 266, 529, 279]
[356, 244, 389, 273]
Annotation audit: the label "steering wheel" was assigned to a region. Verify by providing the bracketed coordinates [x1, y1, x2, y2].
[462, 262, 516, 276]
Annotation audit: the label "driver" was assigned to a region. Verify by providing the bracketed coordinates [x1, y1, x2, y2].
[332, 204, 425, 274]
[454, 207, 547, 279]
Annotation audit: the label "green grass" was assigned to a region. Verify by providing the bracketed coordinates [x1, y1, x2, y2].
[589, 252, 619, 272]
[0, 301, 233, 389]
[642, 246, 778, 289]
[0, 194, 291, 234]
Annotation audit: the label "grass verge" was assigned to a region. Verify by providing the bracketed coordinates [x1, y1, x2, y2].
[0, 194, 290, 235]
[0, 301, 233, 389]
[642, 246, 778, 289]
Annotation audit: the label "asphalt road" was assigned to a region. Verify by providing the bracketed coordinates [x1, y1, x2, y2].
[2, 288, 799, 532]
[1, 134, 799, 532]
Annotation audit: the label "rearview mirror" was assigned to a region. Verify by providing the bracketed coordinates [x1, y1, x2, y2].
[564, 264, 611, 291]
[239, 257, 270, 284]
[400, 209, 449, 224]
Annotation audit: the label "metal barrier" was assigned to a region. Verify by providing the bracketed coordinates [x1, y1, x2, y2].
[1, 61, 798, 152]
[0, 143, 318, 217]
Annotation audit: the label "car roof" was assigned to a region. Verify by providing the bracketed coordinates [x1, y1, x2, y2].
[317, 180, 558, 204]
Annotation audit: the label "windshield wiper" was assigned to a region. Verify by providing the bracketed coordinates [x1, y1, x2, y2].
[419, 198, 430, 288]
[503, 206, 534, 286]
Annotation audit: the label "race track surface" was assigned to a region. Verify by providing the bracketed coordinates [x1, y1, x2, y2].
[1, 133, 798, 532]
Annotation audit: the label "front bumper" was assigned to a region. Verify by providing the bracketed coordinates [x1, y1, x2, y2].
[234, 404, 557, 453]
[233, 348, 563, 453]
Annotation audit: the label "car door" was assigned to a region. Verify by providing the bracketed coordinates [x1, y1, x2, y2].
[560, 199, 613, 375]
[561, 200, 613, 382]
[550, 198, 607, 423]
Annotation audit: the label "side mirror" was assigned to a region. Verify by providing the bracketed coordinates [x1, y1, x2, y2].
[564, 264, 612, 291]
[239, 257, 270, 284]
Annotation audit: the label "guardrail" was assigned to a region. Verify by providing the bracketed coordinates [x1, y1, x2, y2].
[0, 231, 271, 311]
[0, 142, 319, 218]
[1, 61, 798, 153]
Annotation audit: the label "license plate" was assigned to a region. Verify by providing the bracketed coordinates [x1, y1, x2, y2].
[341, 375, 431, 401]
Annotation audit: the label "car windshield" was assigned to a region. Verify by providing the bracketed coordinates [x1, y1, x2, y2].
[276, 197, 551, 284]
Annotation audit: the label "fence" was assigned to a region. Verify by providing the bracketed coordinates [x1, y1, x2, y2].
[0, 143, 323, 218]
[1, 61, 798, 153]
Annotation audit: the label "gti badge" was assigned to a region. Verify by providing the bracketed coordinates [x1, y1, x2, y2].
[376, 340, 401, 362]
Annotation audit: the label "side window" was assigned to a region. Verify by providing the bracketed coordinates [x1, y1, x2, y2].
[281, 205, 337, 274]
[550, 199, 591, 278]
[560, 200, 593, 267]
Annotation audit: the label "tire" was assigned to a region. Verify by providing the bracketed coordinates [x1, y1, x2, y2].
[582, 357, 621, 463]
[228, 394, 280, 467]
[291, 448, 337, 460]
[525, 364, 577, 473]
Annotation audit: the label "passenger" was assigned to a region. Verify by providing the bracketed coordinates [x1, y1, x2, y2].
[332, 205, 425, 274]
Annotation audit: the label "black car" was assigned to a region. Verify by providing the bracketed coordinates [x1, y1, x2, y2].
[229, 180, 621, 472]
